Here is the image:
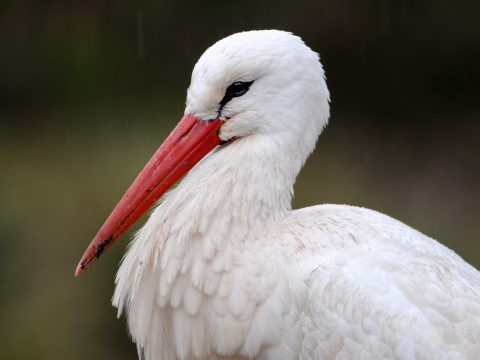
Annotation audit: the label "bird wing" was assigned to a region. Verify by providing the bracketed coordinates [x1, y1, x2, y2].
[267, 204, 480, 359]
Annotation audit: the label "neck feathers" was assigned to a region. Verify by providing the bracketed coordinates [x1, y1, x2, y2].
[113, 134, 297, 313]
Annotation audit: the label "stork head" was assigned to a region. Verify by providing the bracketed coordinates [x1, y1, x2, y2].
[187, 30, 329, 141]
[75, 30, 330, 276]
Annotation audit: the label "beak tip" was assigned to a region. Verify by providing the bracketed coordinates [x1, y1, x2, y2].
[74, 253, 91, 277]
[75, 260, 86, 277]
[74, 233, 111, 277]
[74, 266, 82, 277]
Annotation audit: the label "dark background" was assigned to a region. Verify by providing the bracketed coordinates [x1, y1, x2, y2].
[1, 1, 479, 358]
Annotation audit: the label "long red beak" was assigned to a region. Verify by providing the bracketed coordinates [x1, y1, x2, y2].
[75, 115, 222, 276]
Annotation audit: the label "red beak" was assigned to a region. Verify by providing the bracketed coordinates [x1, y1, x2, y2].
[75, 115, 222, 276]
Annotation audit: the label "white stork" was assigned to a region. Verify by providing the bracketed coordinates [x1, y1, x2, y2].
[76, 30, 480, 359]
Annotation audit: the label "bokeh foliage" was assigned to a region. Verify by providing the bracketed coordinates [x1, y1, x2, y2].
[1, 1, 479, 359]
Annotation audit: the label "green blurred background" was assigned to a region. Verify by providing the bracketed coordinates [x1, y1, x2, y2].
[1, 0, 479, 358]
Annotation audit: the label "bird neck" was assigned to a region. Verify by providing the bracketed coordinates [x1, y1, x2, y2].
[120, 133, 302, 278]
[113, 129, 319, 317]
[158, 133, 299, 251]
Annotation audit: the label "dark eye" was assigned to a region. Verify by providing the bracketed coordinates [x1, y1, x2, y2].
[227, 81, 252, 97]
[219, 80, 254, 111]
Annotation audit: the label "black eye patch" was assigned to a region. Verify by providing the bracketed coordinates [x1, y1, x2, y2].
[218, 81, 254, 114]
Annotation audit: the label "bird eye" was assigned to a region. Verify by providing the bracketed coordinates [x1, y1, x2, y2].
[218, 80, 254, 111]
[226, 81, 253, 97]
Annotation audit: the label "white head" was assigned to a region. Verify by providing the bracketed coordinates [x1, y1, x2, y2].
[186, 30, 330, 144]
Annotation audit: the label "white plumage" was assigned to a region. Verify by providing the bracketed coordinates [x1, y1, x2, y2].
[107, 30, 480, 359]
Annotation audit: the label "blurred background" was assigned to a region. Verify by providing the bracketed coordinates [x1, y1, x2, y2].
[1, 0, 479, 358]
